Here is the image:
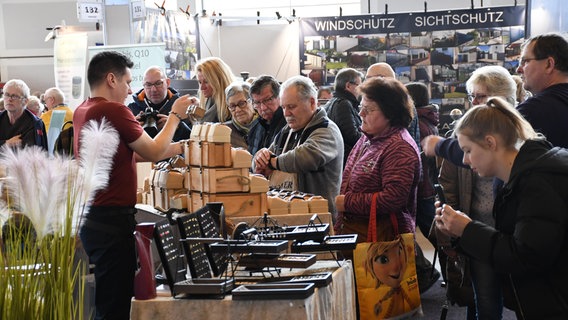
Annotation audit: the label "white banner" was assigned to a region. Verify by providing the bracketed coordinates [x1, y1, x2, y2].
[88, 43, 166, 93]
[54, 33, 88, 111]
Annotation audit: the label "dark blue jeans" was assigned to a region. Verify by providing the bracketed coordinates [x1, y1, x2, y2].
[80, 207, 137, 320]
[469, 258, 503, 320]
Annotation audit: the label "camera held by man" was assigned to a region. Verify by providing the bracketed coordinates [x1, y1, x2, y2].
[139, 106, 160, 136]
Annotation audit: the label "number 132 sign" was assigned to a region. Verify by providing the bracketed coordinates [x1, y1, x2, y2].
[77, 2, 103, 21]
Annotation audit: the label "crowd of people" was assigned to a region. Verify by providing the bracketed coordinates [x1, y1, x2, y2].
[2, 31, 568, 320]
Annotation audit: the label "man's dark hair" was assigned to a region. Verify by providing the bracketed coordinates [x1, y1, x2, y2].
[523, 33, 568, 73]
[405, 82, 430, 108]
[250, 75, 280, 97]
[334, 68, 363, 92]
[87, 51, 134, 88]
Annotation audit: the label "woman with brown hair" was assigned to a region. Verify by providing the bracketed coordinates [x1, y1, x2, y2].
[335, 77, 421, 246]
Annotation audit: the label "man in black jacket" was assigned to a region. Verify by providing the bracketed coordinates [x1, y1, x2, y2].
[0, 79, 47, 149]
[325, 67, 363, 166]
[247, 75, 287, 155]
[128, 66, 191, 141]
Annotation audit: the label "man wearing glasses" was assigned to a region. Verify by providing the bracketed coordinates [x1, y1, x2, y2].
[247, 75, 287, 155]
[0, 79, 47, 149]
[423, 32, 568, 159]
[253, 75, 343, 218]
[128, 66, 191, 141]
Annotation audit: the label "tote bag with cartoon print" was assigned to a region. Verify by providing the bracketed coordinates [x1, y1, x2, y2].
[353, 193, 422, 319]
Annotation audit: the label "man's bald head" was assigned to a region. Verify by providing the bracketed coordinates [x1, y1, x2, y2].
[366, 62, 396, 79]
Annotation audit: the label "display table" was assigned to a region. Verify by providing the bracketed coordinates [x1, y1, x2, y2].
[130, 260, 356, 320]
[226, 212, 334, 234]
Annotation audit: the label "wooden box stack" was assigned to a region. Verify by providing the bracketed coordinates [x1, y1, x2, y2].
[148, 157, 188, 211]
[140, 123, 329, 217]
[266, 190, 329, 215]
[183, 123, 269, 217]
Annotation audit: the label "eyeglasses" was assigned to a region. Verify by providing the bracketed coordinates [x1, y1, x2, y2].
[251, 95, 276, 108]
[143, 80, 165, 89]
[358, 105, 378, 114]
[467, 94, 488, 103]
[4, 93, 24, 101]
[518, 56, 546, 67]
[228, 100, 249, 111]
[349, 81, 361, 86]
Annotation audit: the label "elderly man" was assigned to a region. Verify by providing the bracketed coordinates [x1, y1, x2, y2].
[253, 75, 344, 219]
[0, 79, 47, 149]
[128, 66, 191, 141]
[366, 62, 397, 79]
[325, 68, 363, 166]
[247, 75, 287, 156]
[41, 87, 74, 133]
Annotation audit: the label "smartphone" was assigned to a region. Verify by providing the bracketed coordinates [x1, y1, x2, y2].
[434, 184, 446, 205]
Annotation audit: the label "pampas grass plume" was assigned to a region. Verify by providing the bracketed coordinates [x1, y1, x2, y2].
[0, 117, 119, 239]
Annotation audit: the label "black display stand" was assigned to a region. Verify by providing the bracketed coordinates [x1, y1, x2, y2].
[153, 218, 187, 296]
[176, 213, 212, 279]
[194, 205, 228, 277]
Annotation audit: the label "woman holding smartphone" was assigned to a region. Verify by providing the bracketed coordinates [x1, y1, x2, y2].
[435, 97, 568, 319]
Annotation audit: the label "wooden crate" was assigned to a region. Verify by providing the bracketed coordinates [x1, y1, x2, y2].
[186, 141, 231, 167]
[157, 170, 185, 189]
[190, 191, 267, 217]
[189, 167, 249, 193]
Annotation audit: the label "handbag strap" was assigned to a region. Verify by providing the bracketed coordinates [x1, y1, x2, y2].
[367, 192, 399, 242]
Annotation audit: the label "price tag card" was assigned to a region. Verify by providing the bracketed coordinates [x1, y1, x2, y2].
[131, 1, 146, 21]
[77, 2, 103, 21]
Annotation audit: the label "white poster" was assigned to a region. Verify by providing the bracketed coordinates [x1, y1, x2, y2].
[53, 33, 89, 111]
[88, 43, 166, 94]
[133, 9, 198, 80]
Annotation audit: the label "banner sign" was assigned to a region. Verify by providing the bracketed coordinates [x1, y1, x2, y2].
[88, 43, 166, 92]
[54, 33, 89, 111]
[299, 5, 525, 136]
[301, 6, 525, 36]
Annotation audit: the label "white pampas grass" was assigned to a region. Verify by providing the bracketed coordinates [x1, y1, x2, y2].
[0, 146, 72, 238]
[75, 118, 120, 215]
[0, 117, 119, 239]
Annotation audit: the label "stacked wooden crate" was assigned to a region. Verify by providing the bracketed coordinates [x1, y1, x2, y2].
[142, 123, 329, 217]
[148, 156, 188, 211]
[183, 123, 269, 217]
[266, 190, 329, 215]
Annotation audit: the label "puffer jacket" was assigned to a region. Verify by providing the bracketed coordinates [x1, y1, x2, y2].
[457, 139, 568, 319]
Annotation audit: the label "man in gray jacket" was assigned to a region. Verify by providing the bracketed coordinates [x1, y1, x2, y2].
[253, 75, 344, 220]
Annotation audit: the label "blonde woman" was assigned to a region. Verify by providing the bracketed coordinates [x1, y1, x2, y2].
[436, 97, 568, 319]
[195, 57, 235, 123]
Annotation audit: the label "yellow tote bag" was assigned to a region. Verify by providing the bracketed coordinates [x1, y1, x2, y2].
[353, 194, 422, 319]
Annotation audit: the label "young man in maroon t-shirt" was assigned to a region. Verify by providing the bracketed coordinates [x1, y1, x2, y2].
[74, 51, 196, 320]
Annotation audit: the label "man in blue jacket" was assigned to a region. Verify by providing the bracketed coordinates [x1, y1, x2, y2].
[128, 66, 191, 141]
